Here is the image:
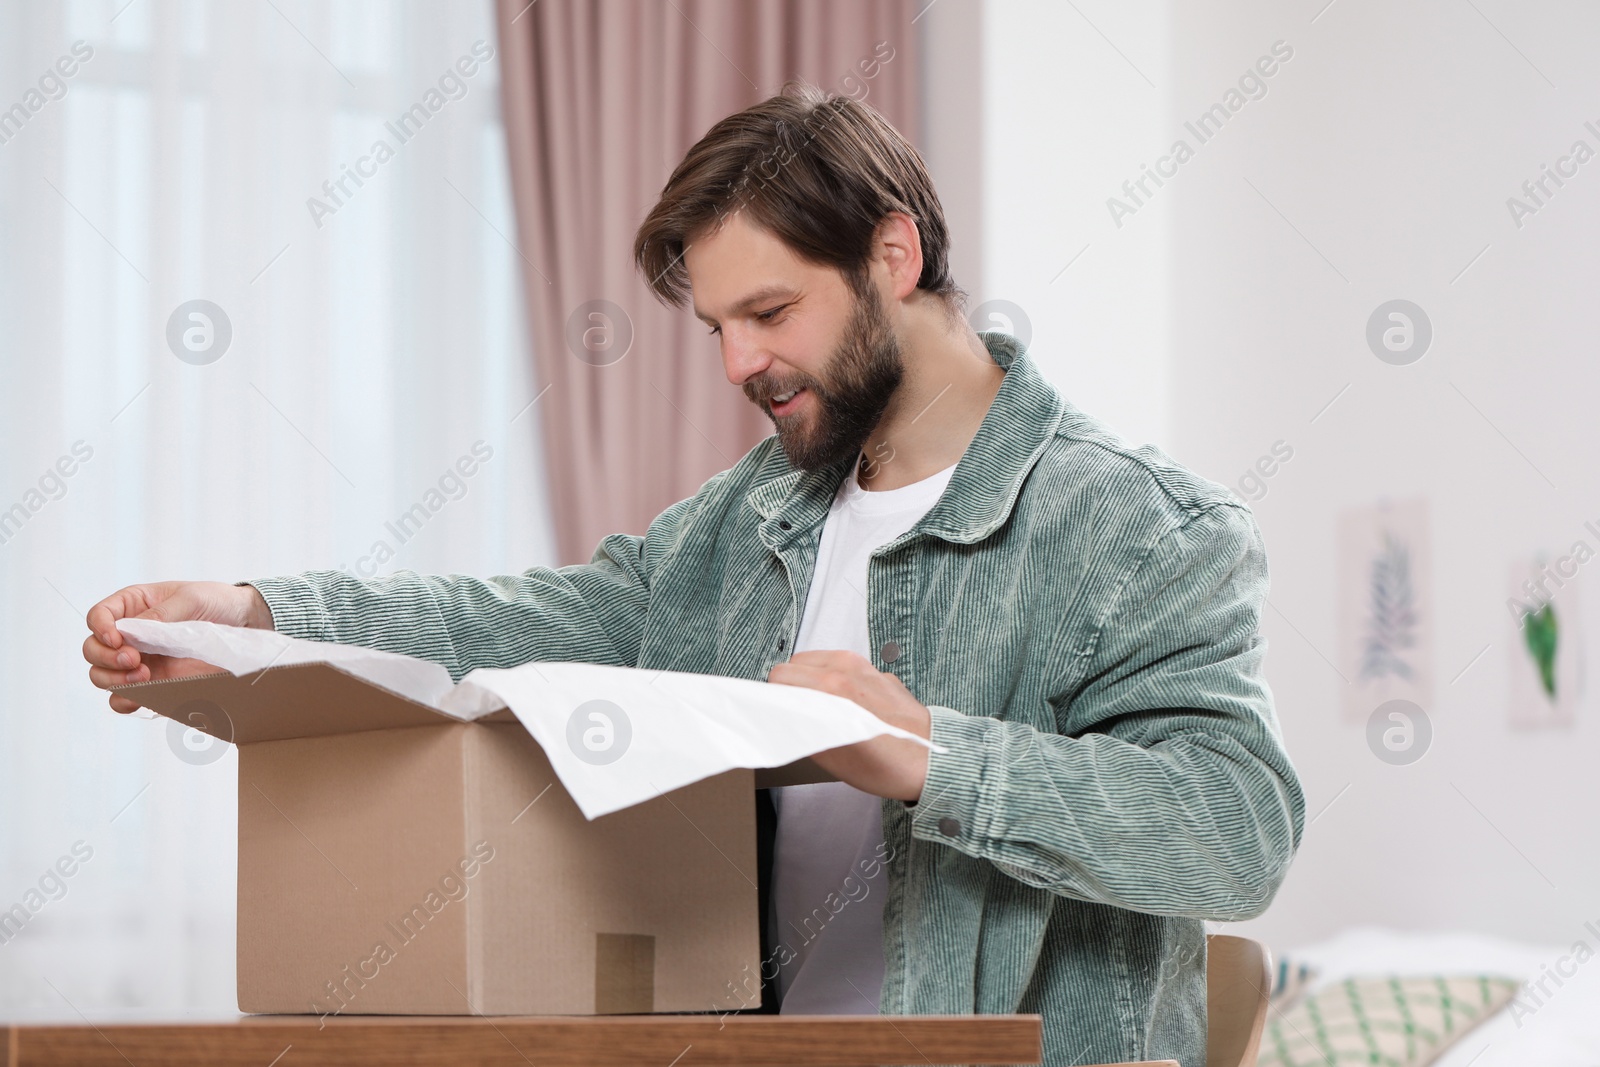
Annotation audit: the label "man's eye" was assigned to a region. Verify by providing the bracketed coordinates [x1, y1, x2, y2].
[707, 306, 783, 335]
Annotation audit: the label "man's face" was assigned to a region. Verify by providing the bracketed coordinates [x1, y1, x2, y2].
[686, 212, 903, 471]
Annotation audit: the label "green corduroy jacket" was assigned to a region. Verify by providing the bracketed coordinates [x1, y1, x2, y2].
[248, 331, 1305, 1067]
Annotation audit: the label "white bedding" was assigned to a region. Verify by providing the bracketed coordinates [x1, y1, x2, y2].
[1281, 926, 1600, 1067]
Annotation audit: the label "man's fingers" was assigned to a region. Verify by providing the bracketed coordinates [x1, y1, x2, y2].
[88, 664, 151, 690]
[86, 596, 129, 650]
[769, 661, 845, 692]
[86, 586, 158, 648]
[768, 661, 812, 684]
[85, 580, 190, 647]
[108, 693, 144, 714]
[783, 649, 868, 668]
[156, 656, 223, 681]
[83, 634, 140, 670]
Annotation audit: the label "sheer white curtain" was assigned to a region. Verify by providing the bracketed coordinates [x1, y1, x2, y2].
[0, 0, 554, 1017]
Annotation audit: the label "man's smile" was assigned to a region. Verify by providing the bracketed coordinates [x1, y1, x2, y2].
[769, 386, 807, 417]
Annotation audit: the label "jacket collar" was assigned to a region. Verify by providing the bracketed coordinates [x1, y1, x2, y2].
[747, 331, 1064, 548]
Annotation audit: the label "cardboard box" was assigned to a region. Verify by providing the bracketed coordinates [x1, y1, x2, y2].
[115, 662, 808, 1016]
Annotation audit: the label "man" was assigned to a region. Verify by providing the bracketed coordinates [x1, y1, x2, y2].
[84, 83, 1303, 1066]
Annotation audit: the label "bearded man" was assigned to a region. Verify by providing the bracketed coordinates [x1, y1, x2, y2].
[85, 82, 1303, 1067]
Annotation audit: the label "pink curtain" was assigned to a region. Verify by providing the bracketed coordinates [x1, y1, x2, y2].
[495, 0, 923, 565]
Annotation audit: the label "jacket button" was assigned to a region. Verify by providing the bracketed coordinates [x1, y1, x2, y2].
[880, 640, 902, 663]
[778, 520, 791, 531]
[938, 816, 961, 837]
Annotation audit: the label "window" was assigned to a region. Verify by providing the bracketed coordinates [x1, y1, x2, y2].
[0, 0, 553, 1013]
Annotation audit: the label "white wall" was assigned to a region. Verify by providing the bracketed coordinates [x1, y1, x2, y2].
[974, 0, 1599, 949]
[977, 0, 1172, 451]
[1167, 0, 1600, 948]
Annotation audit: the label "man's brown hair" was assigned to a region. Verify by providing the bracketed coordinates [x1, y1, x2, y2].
[634, 81, 963, 313]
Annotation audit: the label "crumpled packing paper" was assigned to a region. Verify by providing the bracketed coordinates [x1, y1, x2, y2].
[117, 618, 943, 819]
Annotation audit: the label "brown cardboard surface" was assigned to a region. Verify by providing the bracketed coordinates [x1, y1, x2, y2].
[116, 662, 833, 781]
[594, 934, 655, 1013]
[114, 663, 466, 742]
[239, 725, 475, 1014]
[752, 757, 835, 788]
[113, 667, 763, 1016]
[462, 722, 757, 1014]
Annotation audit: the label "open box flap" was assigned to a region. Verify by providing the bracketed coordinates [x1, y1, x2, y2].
[112, 662, 516, 744]
[116, 659, 832, 785]
[110, 619, 941, 819]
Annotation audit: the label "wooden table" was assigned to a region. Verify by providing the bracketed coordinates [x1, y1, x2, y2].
[3, 1013, 1043, 1066]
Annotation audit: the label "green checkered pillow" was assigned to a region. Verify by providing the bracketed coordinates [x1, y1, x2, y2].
[1258, 975, 1519, 1067]
[1270, 955, 1318, 1011]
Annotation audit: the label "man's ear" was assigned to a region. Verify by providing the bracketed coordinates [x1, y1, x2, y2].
[873, 211, 924, 302]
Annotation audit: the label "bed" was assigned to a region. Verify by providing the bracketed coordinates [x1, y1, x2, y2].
[1252, 925, 1600, 1066]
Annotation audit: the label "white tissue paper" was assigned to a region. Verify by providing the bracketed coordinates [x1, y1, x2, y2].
[116, 618, 945, 820]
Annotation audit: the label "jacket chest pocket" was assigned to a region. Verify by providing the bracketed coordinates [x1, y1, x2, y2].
[914, 554, 1067, 730]
[712, 554, 795, 679]
[637, 552, 793, 681]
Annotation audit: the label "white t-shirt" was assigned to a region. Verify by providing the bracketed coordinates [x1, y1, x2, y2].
[770, 458, 958, 1014]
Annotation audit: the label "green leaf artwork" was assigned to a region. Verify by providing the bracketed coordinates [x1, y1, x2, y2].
[1521, 600, 1559, 700]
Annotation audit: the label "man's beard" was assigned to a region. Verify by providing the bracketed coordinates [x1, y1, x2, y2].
[744, 282, 904, 472]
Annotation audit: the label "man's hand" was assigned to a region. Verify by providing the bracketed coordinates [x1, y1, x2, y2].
[83, 581, 274, 714]
[767, 650, 932, 802]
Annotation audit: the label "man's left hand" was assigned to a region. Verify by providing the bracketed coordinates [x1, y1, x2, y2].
[767, 650, 931, 802]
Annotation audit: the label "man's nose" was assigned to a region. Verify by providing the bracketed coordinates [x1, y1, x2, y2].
[721, 330, 772, 387]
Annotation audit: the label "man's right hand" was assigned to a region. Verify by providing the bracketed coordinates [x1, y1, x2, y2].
[84, 581, 274, 714]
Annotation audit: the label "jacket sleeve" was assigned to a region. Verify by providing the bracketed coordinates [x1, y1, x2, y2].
[903, 502, 1305, 921]
[243, 486, 713, 683]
